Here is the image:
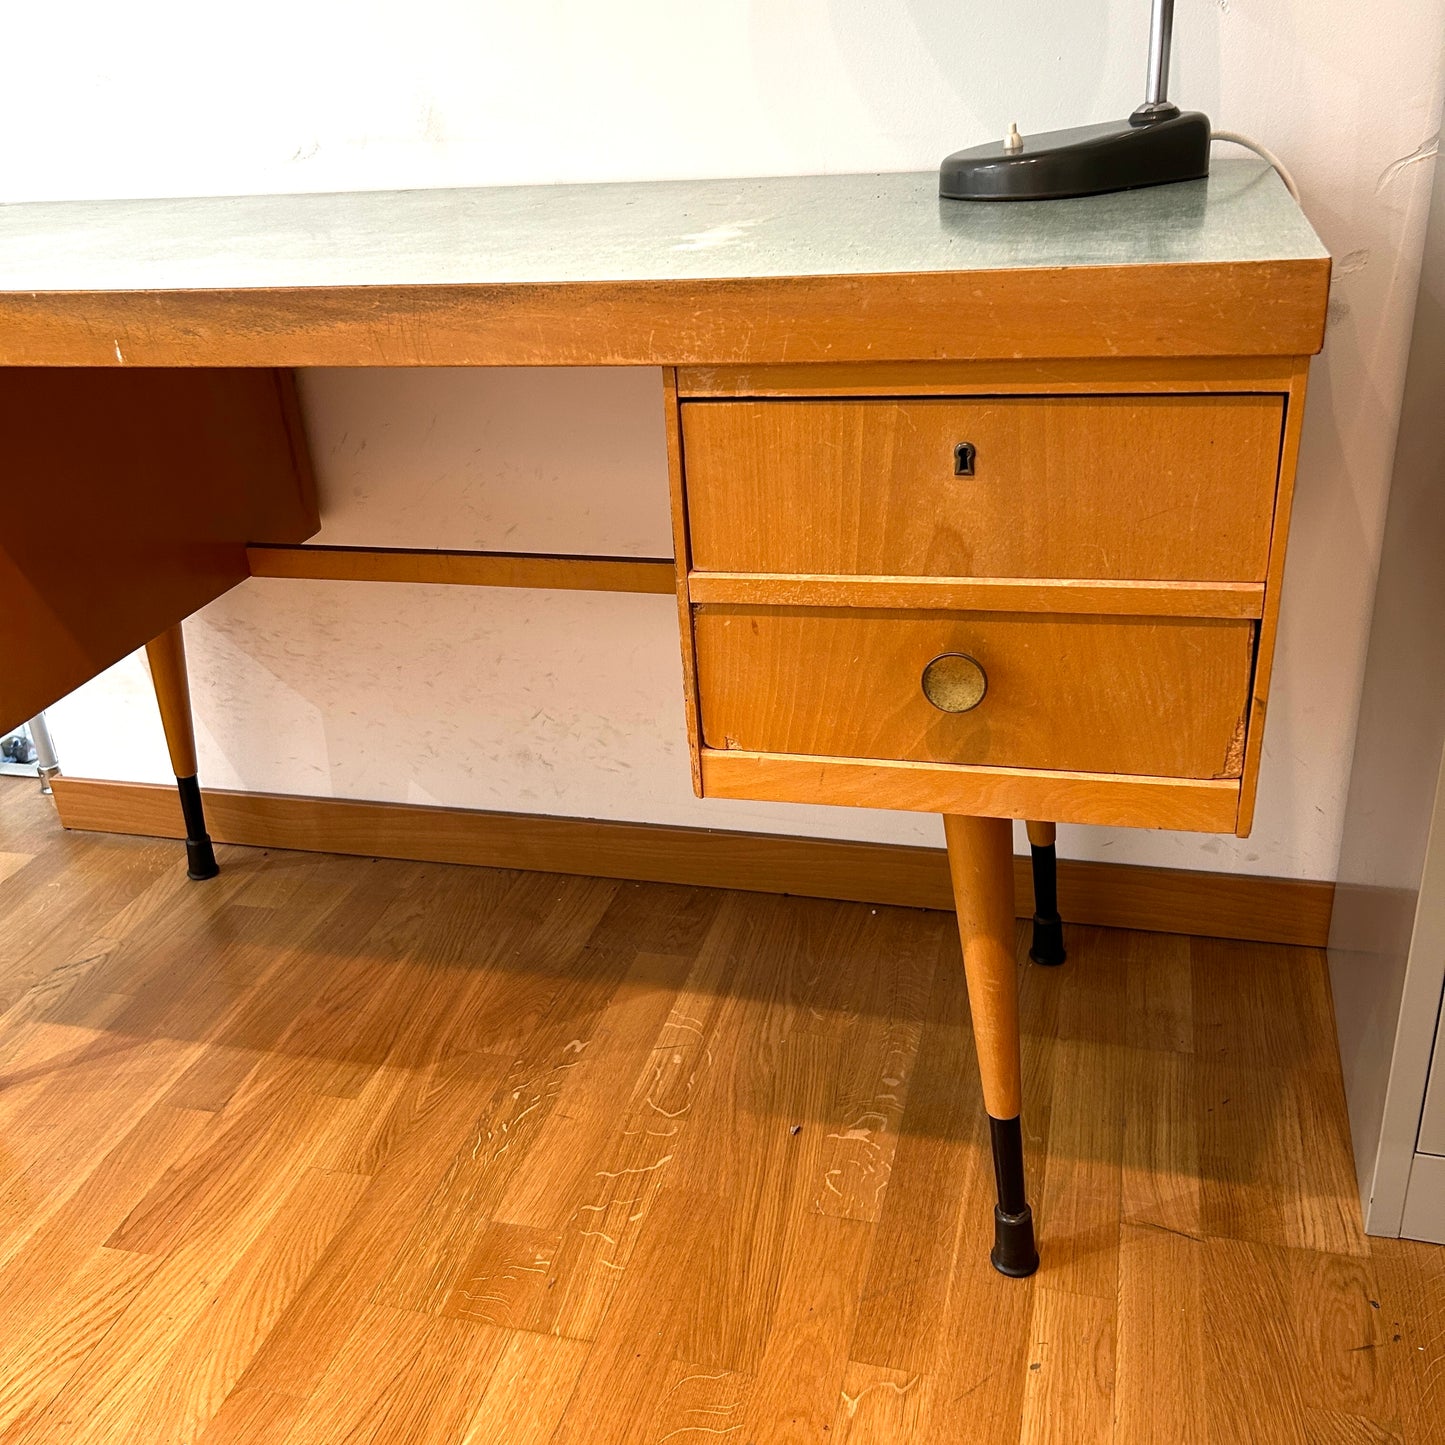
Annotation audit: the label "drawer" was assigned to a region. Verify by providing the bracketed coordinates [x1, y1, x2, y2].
[694, 606, 1255, 779]
[682, 395, 1283, 582]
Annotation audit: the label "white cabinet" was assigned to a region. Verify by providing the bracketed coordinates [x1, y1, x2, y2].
[1329, 141, 1445, 1245]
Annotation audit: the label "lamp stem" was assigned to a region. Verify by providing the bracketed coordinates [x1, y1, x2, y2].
[1145, 0, 1174, 106]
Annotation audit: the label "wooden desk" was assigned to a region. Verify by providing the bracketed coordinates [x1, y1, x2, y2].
[0, 160, 1330, 1276]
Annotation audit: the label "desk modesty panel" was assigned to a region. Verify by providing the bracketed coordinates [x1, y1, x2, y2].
[0, 161, 1330, 1278]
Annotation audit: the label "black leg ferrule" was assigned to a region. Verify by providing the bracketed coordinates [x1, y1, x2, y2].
[176, 774, 219, 881]
[1028, 842, 1066, 967]
[1030, 913, 1066, 967]
[987, 1115, 1039, 1278]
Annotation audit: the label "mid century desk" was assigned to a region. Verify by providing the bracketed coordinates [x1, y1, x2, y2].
[0, 161, 1330, 1276]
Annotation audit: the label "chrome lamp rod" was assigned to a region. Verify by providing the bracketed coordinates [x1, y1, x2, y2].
[1145, 0, 1175, 106]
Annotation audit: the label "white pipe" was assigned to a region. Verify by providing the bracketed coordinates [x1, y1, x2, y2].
[27, 712, 59, 793]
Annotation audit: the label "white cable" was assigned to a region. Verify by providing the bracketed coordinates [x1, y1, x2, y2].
[1211, 130, 1301, 204]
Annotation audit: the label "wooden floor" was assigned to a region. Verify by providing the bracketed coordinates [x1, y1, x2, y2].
[0, 779, 1441, 1444]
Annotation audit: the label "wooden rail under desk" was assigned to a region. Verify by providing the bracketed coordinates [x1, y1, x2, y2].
[245, 544, 677, 595]
[245, 545, 1267, 620]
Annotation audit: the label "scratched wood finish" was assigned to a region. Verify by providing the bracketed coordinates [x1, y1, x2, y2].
[681, 395, 1285, 582]
[693, 606, 1255, 779]
[0, 778, 1434, 1444]
[0, 259, 1330, 368]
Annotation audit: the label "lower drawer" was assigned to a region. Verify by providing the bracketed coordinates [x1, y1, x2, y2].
[693, 606, 1255, 779]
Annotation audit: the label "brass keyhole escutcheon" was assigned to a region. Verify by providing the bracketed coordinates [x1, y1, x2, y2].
[921, 653, 987, 713]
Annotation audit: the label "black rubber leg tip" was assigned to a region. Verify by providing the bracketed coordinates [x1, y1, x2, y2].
[1029, 913, 1066, 967]
[990, 1205, 1040, 1278]
[185, 836, 220, 881]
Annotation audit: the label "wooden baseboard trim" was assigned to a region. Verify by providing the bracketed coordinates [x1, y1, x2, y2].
[49, 777, 1334, 947]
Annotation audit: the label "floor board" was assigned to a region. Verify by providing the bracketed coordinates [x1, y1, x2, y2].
[0, 778, 1440, 1443]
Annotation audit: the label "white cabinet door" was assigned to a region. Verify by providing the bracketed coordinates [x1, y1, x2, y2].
[1402, 993, 1445, 1243]
[1418, 1001, 1445, 1157]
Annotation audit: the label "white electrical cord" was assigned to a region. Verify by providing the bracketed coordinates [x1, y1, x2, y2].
[1211, 130, 1301, 203]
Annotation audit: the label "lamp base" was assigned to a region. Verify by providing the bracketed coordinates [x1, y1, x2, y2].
[940, 110, 1210, 201]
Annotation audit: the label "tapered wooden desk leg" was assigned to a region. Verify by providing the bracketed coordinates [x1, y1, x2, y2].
[145, 625, 219, 881]
[943, 814, 1039, 1278]
[1024, 820, 1067, 967]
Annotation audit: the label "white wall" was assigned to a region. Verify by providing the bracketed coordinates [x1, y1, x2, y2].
[23, 2, 1445, 879]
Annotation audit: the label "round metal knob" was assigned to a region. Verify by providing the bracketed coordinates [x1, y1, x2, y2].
[921, 653, 987, 713]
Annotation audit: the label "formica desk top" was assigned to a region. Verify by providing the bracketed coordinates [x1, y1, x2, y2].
[0, 160, 1329, 367]
[0, 160, 1323, 291]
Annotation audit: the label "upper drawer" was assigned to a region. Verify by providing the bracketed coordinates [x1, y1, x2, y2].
[681, 395, 1284, 582]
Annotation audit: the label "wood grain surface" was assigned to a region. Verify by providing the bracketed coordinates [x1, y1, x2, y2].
[663, 368, 705, 796]
[0, 777, 1432, 1444]
[0, 259, 1330, 368]
[142, 627, 200, 778]
[944, 814, 1023, 1118]
[693, 606, 1256, 779]
[245, 544, 675, 594]
[682, 394, 1284, 582]
[48, 776, 1333, 945]
[675, 354, 1302, 398]
[1236, 360, 1313, 837]
[686, 573, 1267, 619]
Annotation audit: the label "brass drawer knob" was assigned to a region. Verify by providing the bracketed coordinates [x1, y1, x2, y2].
[921, 652, 987, 713]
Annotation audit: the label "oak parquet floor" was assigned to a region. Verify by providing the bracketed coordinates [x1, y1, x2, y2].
[0, 777, 1440, 1443]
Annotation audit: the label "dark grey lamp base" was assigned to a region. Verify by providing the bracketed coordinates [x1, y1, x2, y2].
[941, 110, 1210, 201]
